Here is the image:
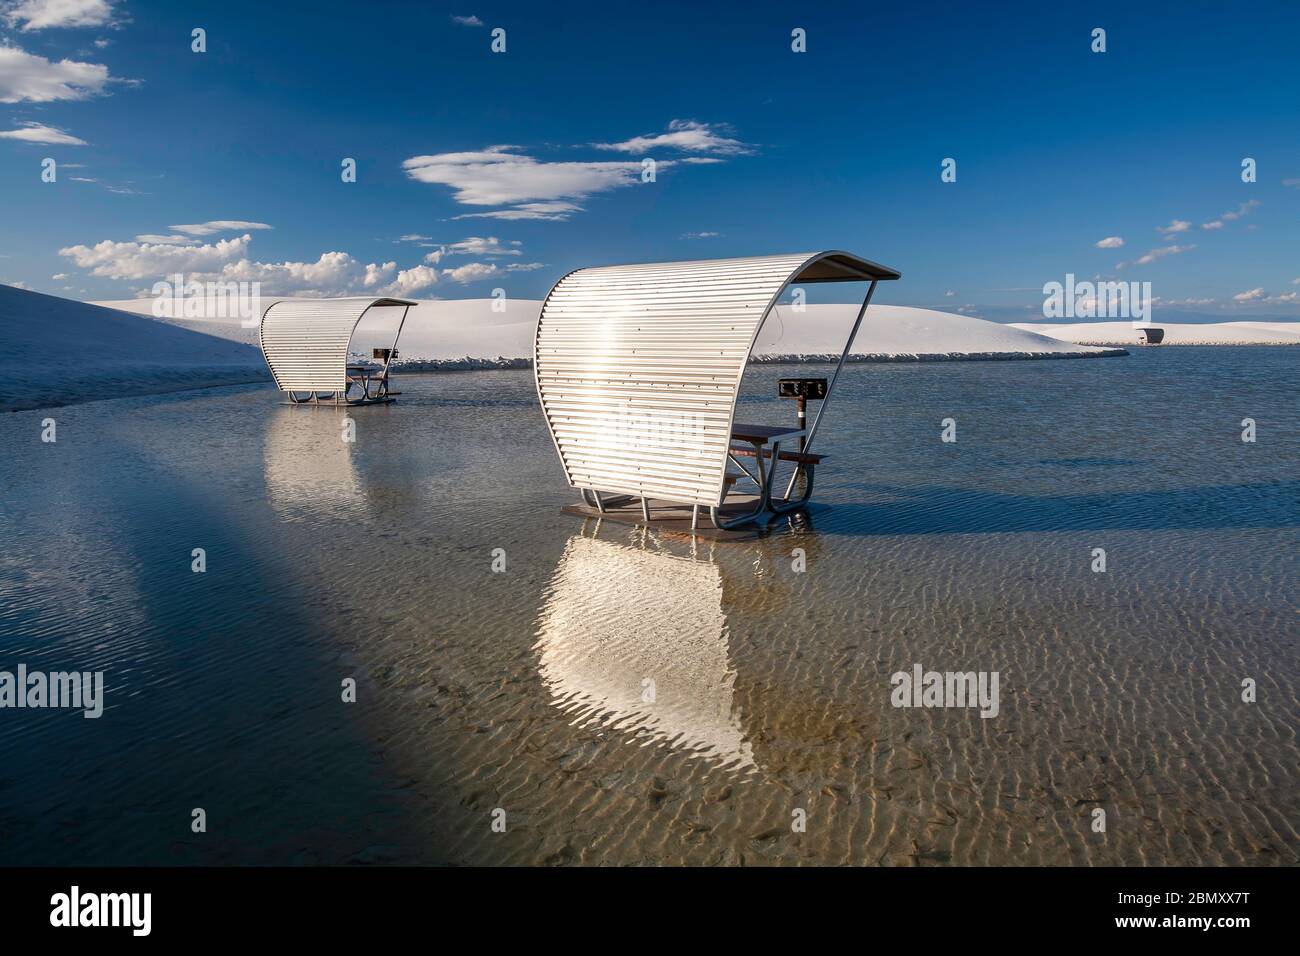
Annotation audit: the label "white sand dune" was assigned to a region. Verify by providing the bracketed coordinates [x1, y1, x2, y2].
[95, 296, 1124, 362]
[2, 284, 269, 412]
[1011, 320, 1300, 346]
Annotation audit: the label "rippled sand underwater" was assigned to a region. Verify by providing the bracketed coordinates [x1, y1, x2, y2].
[0, 348, 1295, 865]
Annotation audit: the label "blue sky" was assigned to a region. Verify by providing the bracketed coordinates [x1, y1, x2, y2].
[1, 0, 1297, 319]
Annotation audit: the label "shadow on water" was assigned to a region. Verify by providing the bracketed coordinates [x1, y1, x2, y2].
[815, 480, 1300, 536]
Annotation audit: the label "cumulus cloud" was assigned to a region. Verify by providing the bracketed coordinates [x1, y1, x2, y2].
[170, 220, 273, 236]
[0, 43, 113, 102]
[60, 234, 254, 279]
[378, 264, 439, 297]
[1094, 236, 1124, 249]
[0, 121, 85, 144]
[1156, 219, 1190, 235]
[3, 0, 118, 31]
[593, 119, 753, 156]
[57, 227, 449, 297]
[1232, 287, 1266, 302]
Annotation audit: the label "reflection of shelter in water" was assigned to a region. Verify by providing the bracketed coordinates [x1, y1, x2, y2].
[535, 530, 756, 771]
[262, 405, 369, 521]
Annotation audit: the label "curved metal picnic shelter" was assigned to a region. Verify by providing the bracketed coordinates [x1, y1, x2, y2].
[259, 296, 415, 405]
[534, 251, 901, 531]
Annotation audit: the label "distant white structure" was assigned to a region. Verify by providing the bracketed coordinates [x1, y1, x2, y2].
[259, 297, 414, 404]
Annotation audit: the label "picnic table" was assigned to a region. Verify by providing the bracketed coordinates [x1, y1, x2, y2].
[712, 423, 821, 529]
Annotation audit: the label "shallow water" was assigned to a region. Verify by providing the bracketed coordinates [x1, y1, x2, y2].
[0, 347, 1296, 865]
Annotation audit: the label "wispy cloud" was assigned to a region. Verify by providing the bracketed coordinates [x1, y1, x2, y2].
[170, 220, 273, 236]
[0, 121, 85, 144]
[681, 231, 723, 239]
[451, 201, 584, 221]
[450, 14, 484, 27]
[1232, 286, 1298, 305]
[1198, 199, 1259, 232]
[593, 119, 754, 156]
[423, 236, 522, 262]
[1219, 199, 1259, 221]
[1093, 236, 1124, 249]
[1155, 219, 1190, 235]
[439, 260, 543, 283]
[1118, 243, 1195, 269]
[0, 44, 114, 102]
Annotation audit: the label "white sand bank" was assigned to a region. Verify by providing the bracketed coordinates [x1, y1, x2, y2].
[95, 296, 1125, 363]
[1010, 320, 1300, 346]
[3, 285, 269, 412]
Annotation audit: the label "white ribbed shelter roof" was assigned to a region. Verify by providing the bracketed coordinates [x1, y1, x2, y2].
[259, 297, 415, 392]
[534, 251, 900, 508]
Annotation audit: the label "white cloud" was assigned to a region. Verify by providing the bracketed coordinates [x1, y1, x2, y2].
[450, 14, 484, 27]
[1200, 220, 1223, 230]
[1156, 219, 1190, 235]
[60, 234, 253, 279]
[944, 290, 955, 296]
[0, 43, 113, 102]
[403, 146, 651, 217]
[170, 220, 273, 236]
[0, 121, 85, 144]
[396, 233, 431, 242]
[593, 119, 753, 156]
[3, 0, 117, 31]
[1094, 236, 1124, 249]
[1232, 287, 1265, 302]
[1119, 244, 1195, 269]
[681, 231, 722, 239]
[50, 272, 67, 279]
[378, 264, 439, 297]
[58, 228, 443, 297]
[1283, 178, 1300, 189]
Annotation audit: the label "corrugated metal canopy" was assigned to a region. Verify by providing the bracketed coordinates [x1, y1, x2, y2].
[259, 297, 415, 392]
[534, 251, 900, 508]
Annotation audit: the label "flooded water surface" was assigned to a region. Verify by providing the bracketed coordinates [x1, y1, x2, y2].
[1, 347, 1296, 865]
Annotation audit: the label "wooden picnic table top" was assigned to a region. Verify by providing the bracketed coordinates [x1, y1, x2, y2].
[730, 423, 807, 445]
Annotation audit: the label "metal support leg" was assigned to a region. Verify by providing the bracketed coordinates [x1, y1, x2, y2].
[781, 279, 878, 502]
[691, 505, 699, 531]
[710, 440, 778, 530]
[640, 497, 651, 522]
